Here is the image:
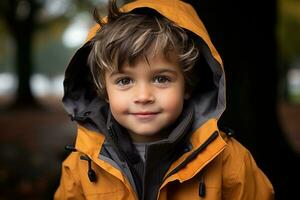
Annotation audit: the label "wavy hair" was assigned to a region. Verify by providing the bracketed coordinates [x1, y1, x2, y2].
[88, 0, 200, 97]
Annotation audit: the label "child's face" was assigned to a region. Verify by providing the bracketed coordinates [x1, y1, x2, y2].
[105, 53, 186, 142]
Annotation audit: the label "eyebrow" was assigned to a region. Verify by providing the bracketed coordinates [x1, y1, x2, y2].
[109, 71, 123, 77]
[149, 68, 178, 75]
[109, 68, 178, 78]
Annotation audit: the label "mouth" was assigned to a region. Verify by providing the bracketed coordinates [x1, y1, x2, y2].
[130, 112, 160, 120]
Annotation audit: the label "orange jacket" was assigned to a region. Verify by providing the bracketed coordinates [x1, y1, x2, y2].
[55, 123, 273, 200]
[55, 0, 274, 199]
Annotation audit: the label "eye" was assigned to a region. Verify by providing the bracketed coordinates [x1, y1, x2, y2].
[115, 77, 133, 86]
[153, 75, 171, 84]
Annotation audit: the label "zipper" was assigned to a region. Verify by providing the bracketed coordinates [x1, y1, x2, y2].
[99, 153, 139, 195]
[90, 153, 139, 200]
[162, 131, 219, 182]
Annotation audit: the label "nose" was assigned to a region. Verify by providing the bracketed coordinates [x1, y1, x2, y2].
[134, 83, 155, 104]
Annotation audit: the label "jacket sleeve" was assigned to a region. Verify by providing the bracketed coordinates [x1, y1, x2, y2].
[222, 138, 274, 200]
[54, 153, 85, 200]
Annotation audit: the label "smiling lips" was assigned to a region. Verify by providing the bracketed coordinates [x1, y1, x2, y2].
[131, 112, 160, 120]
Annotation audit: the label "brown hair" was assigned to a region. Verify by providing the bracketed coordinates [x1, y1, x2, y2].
[88, 0, 200, 98]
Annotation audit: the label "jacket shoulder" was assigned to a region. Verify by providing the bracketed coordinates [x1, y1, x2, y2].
[219, 131, 274, 199]
[64, 151, 83, 166]
[54, 152, 85, 199]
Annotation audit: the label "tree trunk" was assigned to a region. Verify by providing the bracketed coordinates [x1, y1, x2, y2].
[191, 0, 300, 199]
[14, 25, 36, 107]
[2, 0, 39, 108]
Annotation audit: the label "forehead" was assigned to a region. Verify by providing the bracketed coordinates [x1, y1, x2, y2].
[123, 51, 179, 68]
[120, 51, 180, 72]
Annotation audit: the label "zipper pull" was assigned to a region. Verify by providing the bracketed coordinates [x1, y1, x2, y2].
[199, 181, 206, 197]
[199, 174, 206, 198]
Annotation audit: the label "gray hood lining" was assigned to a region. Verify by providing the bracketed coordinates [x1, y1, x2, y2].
[62, 38, 225, 134]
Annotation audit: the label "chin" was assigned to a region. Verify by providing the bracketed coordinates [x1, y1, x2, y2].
[133, 130, 158, 136]
[130, 128, 160, 136]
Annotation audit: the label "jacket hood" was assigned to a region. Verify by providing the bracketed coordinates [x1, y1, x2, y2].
[63, 0, 226, 135]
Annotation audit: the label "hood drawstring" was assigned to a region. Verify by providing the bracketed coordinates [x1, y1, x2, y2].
[65, 145, 97, 183]
[80, 155, 97, 182]
[199, 174, 206, 198]
[65, 145, 77, 152]
[220, 127, 234, 137]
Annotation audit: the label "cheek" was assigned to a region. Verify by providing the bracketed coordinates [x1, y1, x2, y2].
[105, 78, 130, 118]
[158, 88, 185, 113]
[107, 92, 129, 114]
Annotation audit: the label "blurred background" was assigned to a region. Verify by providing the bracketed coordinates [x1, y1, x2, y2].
[0, 0, 299, 199]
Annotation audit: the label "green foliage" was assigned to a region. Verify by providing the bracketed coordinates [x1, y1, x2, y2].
[278, 0, 300, 62]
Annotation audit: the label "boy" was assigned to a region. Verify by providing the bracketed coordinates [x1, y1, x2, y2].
[55, 0, 274, 199]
